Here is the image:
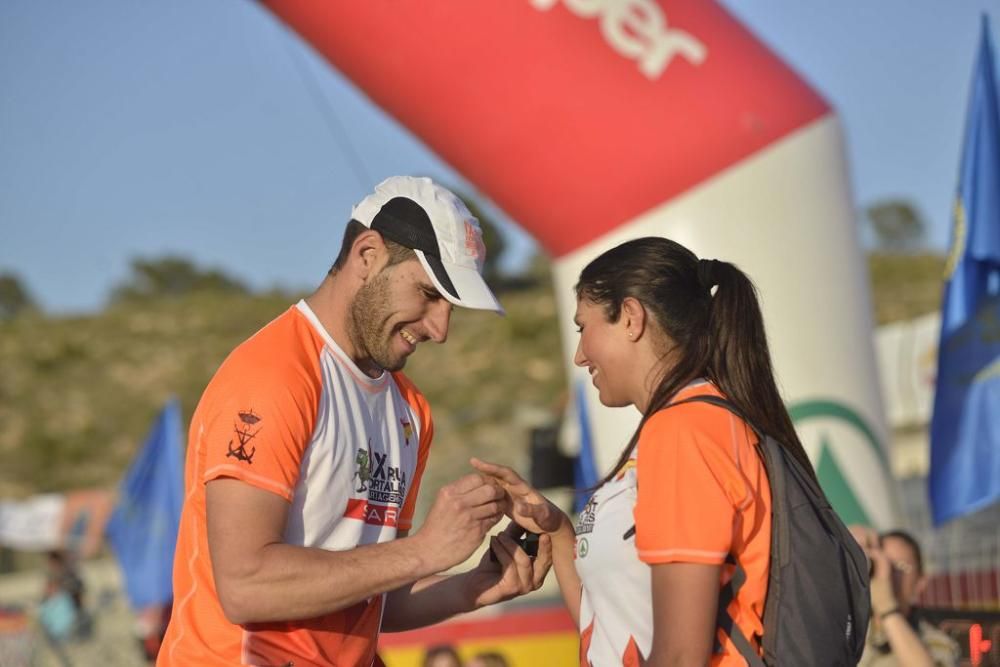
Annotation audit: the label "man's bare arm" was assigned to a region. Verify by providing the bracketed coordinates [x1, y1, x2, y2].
[206, 474, 503, 624]
[381, 521, 553, 631]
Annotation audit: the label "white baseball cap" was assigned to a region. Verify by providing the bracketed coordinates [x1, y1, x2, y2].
[351, 176, 504, 314]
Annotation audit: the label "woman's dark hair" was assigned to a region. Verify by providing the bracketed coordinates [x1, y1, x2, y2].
[576, 236, 815, 484]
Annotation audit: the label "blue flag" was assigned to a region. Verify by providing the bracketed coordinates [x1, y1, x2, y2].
[929, 17, 1000, 526]
[105, 399, 185, 608]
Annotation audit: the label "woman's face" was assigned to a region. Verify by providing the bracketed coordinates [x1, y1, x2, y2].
[573, 297, 635, 408]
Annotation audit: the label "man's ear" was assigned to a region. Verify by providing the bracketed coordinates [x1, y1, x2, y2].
[621, 296, 647, 340]
[348, 230, 387, 280]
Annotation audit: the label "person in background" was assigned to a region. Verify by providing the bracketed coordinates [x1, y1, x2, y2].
[476, 236, 811, 665]
[43, 550, 84, 614]
[851, 527, 959, 667]
[422, 644, 462, 667]
[39, 549, 87, 643]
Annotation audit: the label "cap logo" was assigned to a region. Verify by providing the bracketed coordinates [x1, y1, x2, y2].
[464, 220, 486, 266]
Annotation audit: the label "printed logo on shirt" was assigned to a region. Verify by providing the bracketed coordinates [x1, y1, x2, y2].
[353, 446, 372, 492]
[576, 496, 597, 536]
[344, 498, 401, 527]
[226, 409, 261, 464]
[400, 418, 413, 446]
[345, 441, 409, 525]
[464, 220, 485, 264]
[367, 451, 407, 505]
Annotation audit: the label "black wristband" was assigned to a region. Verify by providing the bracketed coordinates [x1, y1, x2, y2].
[879, 607, 901, 621]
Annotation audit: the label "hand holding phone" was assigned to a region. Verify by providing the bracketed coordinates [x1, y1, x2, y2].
[489, 527, 540, 562]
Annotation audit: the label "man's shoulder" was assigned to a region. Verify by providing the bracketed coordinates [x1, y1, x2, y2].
[204, 306, 326, 404]
[222, 306, 323, 374]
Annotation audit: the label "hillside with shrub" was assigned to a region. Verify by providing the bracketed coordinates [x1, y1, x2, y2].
[0, 252, 944, 521]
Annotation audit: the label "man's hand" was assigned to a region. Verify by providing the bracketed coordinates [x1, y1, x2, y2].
[411, 473, 505, 573]
[470, 458, 569, 535]
[461, 521, 553, 608]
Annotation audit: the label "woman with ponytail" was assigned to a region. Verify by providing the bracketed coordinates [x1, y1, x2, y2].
[474, 237, 813, 666]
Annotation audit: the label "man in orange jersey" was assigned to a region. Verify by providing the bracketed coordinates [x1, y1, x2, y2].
[159, 176, 552, 667]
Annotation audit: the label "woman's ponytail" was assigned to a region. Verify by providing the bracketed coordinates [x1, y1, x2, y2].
[704, 260, 816, 480]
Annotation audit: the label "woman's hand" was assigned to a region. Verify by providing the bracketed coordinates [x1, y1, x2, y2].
[470, 458, 569, 536]
[472, 458, 585, 627]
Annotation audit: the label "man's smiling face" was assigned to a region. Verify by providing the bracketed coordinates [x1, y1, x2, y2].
[349, 258, 452, 374]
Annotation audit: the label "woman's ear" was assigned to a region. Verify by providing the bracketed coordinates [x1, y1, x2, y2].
[621, 297, 646, 341]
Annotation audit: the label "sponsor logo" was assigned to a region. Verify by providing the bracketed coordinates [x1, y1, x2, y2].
[353, 446, 371, 492]
[577, 537, 590, 558]
[464, 220, 485, 268]
[576, 496, 597, 536]
[344, 498, 401, 527]
[529, 0, 707, 79]
[226, 409, 260, 464]
[346, 441, 410, 524]
[367, 451, 407, 505]
[400, 418, 413, 446]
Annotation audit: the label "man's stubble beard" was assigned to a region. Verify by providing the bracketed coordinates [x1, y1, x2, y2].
[349, 267, 407, 373]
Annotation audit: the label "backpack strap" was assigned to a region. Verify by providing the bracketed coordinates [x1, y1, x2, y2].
[714, 556, 766, 667]
[669, 395, 761, 439]
[669, 395, 769, 667]
[673, 395, 791, 567]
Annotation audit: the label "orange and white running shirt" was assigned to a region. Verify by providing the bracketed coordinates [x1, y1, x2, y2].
[159, 301, 432, 667]
[574, 381, 771, 667]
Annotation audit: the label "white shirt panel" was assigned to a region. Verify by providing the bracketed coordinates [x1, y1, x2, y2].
[284, 301, 423, 551]
[576, 461, 654, 665]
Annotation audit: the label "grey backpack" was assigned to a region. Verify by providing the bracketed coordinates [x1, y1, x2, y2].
[671, 396, 870, 666]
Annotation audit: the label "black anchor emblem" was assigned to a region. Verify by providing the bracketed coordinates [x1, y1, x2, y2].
[227, 410, 261, 464]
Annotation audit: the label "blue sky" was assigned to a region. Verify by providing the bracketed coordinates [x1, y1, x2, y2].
[1, 1, 997, 314]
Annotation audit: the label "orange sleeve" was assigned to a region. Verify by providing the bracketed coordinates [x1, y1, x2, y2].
[393, 372, 434, 531]
[633, 408, 747, 565]
[196, 341, 322, 503]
